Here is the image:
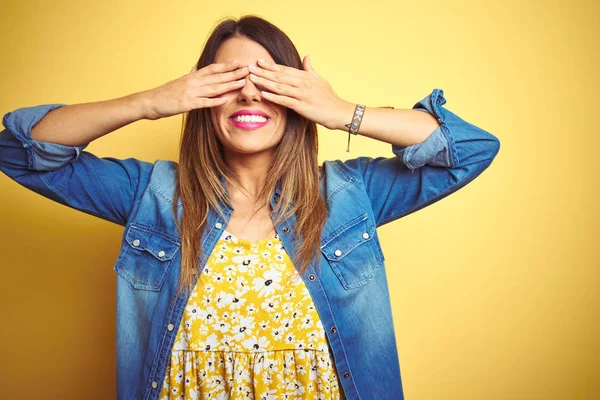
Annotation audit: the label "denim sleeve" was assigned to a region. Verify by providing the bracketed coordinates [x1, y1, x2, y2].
[0, 104, 155, 227]
[341, 88, 501, 227]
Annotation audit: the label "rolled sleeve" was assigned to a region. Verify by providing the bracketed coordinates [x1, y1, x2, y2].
[391, 88, 459, 170]
[341, 88, 500, 227]
[2, 103, 88, 171]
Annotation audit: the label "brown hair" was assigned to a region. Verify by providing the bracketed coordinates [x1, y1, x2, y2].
[170, 15, 328, 301]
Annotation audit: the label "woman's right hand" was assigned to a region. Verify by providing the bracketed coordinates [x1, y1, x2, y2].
[140, 61, 249, 120]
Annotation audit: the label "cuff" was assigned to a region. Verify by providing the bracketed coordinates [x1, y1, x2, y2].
[2, 104, 89, 171]
[391, 88, 459, 169]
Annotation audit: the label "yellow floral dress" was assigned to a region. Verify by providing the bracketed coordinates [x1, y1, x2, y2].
[159, 228, 342, 399]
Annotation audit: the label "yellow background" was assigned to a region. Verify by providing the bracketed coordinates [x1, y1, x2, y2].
[0, 0, 598, 399]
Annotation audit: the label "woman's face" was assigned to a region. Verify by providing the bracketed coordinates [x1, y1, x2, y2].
[210, 36, 288, 158]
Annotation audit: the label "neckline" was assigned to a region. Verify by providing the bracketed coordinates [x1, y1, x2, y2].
[222, 229, 279, 245]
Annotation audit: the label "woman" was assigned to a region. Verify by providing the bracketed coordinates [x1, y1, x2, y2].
[0, 15, 500, 400]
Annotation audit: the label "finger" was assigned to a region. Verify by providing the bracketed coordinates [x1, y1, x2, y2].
[260, 90, 298, 109]
[195, 60, 241, 78]
[257, 58, 303, 77]
[250, 64, 303, 88]
[195, 96, 228, 109]
[196, 78, 247, 98]
[199, 66, 249, 86]
[249, 73, 298, 99]
[303, 55, 317, 75]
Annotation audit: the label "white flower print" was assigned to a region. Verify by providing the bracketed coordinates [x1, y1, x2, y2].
[301, 315, 313, 329]
[175, 369, 184, 384]
[198, 324, 210, 336]
[258, 388, 278, 400]
[272, 311, 282, 323]
[172, 330, 189, 351]
[252, 268, 283, 298]
[232, 315, 256, 339]
[213, 271, 225, 284]
[214, 316, 231, 333]
[223, 264, 237, 277]
[196, 304, 217, 324]
[215, 289, 235, 309]
[284, 331, 296, 345]
[212, 249, 228, 264]
[235, 274, 251, 289]
[232, 245, 244, 255]
[241, 334, 271, 351]
[186, 301, 202, 321]
[232, 253, 259, 273]
[159, 226, 342, 400]
[188, 387, 199, 400]
[220, 332, 235, 348]
[201, 332, 220, 351]
[215, 391, 229, 400]
[271, 325, 285, 343]
[274, 242, 284, 252]
[246, 303, 257, 316]
[261, 296, 280, 313]
[203, 283, 214, 293]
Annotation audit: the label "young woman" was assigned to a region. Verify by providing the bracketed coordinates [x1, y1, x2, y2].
[0, 15, 500, 400]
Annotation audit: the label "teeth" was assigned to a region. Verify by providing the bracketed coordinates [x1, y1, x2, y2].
[233, 115, 267, 123]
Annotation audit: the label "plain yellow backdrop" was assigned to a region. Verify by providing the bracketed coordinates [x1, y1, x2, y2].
[0, 0, 598, 399]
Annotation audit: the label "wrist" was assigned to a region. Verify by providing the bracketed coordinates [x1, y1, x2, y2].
[127, 91, 154, 121]
[331, 100, 358, 131]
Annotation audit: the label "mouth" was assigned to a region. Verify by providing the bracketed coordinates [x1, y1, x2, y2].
[228, 114, 271, 131]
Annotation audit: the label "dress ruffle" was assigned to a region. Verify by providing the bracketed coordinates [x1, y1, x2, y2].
[160, 348, 341, 399]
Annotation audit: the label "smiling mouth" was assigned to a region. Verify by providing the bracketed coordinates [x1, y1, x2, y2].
[228, 117, 271, 131]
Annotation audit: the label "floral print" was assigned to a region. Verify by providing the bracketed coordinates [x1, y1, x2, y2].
[159, 229, 342, 399]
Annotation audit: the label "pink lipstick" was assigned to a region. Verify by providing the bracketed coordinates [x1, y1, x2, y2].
[229, 109, 271, 131]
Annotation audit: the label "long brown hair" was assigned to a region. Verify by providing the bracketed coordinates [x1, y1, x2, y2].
[170, 15, 328, 301]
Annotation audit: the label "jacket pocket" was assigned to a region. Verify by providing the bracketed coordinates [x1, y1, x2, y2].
[320, 213, 384, 289]
[114, 224, 181, 291]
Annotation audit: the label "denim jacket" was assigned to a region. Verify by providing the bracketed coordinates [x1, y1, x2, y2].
[0, 89, 500, 400]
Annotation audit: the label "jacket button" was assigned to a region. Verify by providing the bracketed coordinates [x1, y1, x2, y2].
[215, 222, 222, 229]
[308, 274, 315, 281]
[362, 232, 370, 239]
[158, 250, 166, 258]
[334, 249, 342, 256]
[151, 381, 158, 388]
[167, 323, 174, 331]
[282, 227, 289, 233]
[133, 239, 140, 247]
[331, 326, 337, 333]
[343, 372, 350, 378]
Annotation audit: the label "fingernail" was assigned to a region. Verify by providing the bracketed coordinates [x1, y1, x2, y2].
[258, 58, 265, 64]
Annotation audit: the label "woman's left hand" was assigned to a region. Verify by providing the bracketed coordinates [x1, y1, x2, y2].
[249, 56, 353, 130]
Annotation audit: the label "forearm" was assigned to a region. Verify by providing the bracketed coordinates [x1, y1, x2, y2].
[30, 91, 150, 147]
[332, 101, 441, 147]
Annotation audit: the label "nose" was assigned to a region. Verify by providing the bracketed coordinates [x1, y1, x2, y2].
[236, 72, 263, 103]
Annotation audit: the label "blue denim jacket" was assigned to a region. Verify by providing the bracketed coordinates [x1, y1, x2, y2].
[0, 89, 500, 400]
